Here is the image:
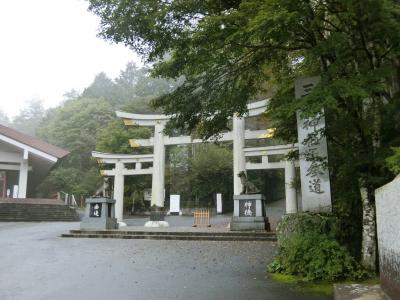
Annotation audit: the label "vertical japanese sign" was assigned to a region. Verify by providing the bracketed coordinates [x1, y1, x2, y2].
[216, 193, 222, 214]
[295, 76, 332, 212]
[169, 194, 180, 214]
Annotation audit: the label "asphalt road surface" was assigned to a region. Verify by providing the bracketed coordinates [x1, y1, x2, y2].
[0, 222, 332, 300]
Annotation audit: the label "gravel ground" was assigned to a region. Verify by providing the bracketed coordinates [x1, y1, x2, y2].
[0, 222, 331, 300]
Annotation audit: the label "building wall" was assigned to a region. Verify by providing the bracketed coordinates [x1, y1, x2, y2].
[375, 175, 400, 299]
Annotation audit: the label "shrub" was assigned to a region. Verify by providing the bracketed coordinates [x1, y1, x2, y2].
[269, 213, 366, 281]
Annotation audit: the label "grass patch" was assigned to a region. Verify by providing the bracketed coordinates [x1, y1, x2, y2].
[270, 273, 333, 296]
[270, 273, 380, 296]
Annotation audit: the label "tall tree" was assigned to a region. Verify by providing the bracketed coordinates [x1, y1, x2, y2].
[0, 110, 10, 126]
[81, 72, 121, 106]
[88, 0, 400, 271]
[12, 99, 45, 136]
[37, 98, 115, 196]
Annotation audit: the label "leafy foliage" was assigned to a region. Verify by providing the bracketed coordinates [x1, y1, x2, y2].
[38, 98, 115, 170]
[269, 213, 368, 281]
[96, 119, 152, 154]
[37, 98, 115, 196]
[12, 99, 46, 136]
[386, 147, 400, 175]
[166, 143, 233, 208]
[190, 143, 233, 203]
[88, 0, 400, 137]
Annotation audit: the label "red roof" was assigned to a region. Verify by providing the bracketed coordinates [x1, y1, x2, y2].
[0, 124, 69, 159]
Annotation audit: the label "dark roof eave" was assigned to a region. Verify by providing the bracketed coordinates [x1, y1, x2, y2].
[0, 124, 69, 159]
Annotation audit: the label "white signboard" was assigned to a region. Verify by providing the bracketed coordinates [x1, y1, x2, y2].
[143, 189, 151, 201]
[169, 194, 180, 214]
[216, 193, 222, 214]
[295, 77, 332, 212]
[12, 185, 18, 198]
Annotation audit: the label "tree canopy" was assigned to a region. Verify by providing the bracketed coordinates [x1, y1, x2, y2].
[88, 0, 400, 137]
[12, 99, 46, 136]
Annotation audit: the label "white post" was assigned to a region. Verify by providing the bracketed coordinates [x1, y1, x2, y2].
[285, 160, 297, 213]
[114, 161, 125, 225]
[151, 122, 166, 207]
[233, 115, 245, 195]
[18, 150, 29, 198]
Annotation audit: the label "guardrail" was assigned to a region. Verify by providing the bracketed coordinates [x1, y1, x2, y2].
[58, 192, 77, 207]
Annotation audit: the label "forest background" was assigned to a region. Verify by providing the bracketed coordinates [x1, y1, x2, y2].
[0, 62, 245, 213]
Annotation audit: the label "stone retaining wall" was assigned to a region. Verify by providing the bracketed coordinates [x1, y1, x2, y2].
[0, 198, 65, 205]
[375, 175, 400, 299]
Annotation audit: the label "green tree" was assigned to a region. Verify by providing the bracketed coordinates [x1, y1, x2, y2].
[82, 72, 121, 106]
[96, 119, 152, 154]
[88, 0, 400, 271]
[165, 143, 233, 209]
[189, 144, 233, 207]
[12, 99, 45, 136]
[37, 98, 115, 196]
[114, 62, 141, 104]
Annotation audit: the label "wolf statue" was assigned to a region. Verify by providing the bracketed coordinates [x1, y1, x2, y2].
[238, 171, 260, 194]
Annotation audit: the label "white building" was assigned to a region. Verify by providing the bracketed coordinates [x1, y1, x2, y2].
[0, 125, 69, 198]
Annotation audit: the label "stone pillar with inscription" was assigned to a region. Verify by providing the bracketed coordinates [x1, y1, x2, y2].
[80, 197, 118, 230]
[295, 77, 332, 212]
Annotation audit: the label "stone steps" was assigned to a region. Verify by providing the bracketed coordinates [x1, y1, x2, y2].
[61, 230, 277, 241]
[0, 203, 80, 222]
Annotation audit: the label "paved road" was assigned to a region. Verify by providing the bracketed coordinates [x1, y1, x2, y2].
[0, 222, 332, 300]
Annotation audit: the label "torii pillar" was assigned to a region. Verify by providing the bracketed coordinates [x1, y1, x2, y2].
[151, 122, 166, 208]
[113, 161, 125, 224]
[233, 115, 245, 195]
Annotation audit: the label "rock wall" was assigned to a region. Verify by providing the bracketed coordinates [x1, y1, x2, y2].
[375, 175, 400, 299]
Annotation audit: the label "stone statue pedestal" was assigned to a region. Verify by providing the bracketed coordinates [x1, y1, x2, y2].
[144, 206, 169, 228]
[230, 194, 270, 231]
[81, 197, 118, 230]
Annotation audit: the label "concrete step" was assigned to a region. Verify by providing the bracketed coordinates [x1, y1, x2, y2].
[70, 229, 275, 237]
[0, 218, 79, 221]
[0, 203, 79, 222]
[62, 230, 277, 241]
[61, 233, 276, 241]
[0, 210, 79, 213]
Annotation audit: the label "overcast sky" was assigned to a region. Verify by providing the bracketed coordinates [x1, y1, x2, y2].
[0, 0, 141, 118]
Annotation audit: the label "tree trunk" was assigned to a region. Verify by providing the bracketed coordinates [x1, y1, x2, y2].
[360, 183, 377, 271]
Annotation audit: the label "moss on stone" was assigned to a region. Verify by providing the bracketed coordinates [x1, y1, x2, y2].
[270, 273, 333, 295]
[270, 273, 380, 296]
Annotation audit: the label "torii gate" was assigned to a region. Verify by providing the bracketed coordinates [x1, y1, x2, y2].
[92, 152, 154, 225]
[93, 99, 299, 225]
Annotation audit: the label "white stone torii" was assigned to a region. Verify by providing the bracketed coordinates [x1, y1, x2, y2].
[92, 152, 154, 224]
[244, 144, 298, 214]
[117, 100, 275, 204]
[97, 99, 299, 224]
